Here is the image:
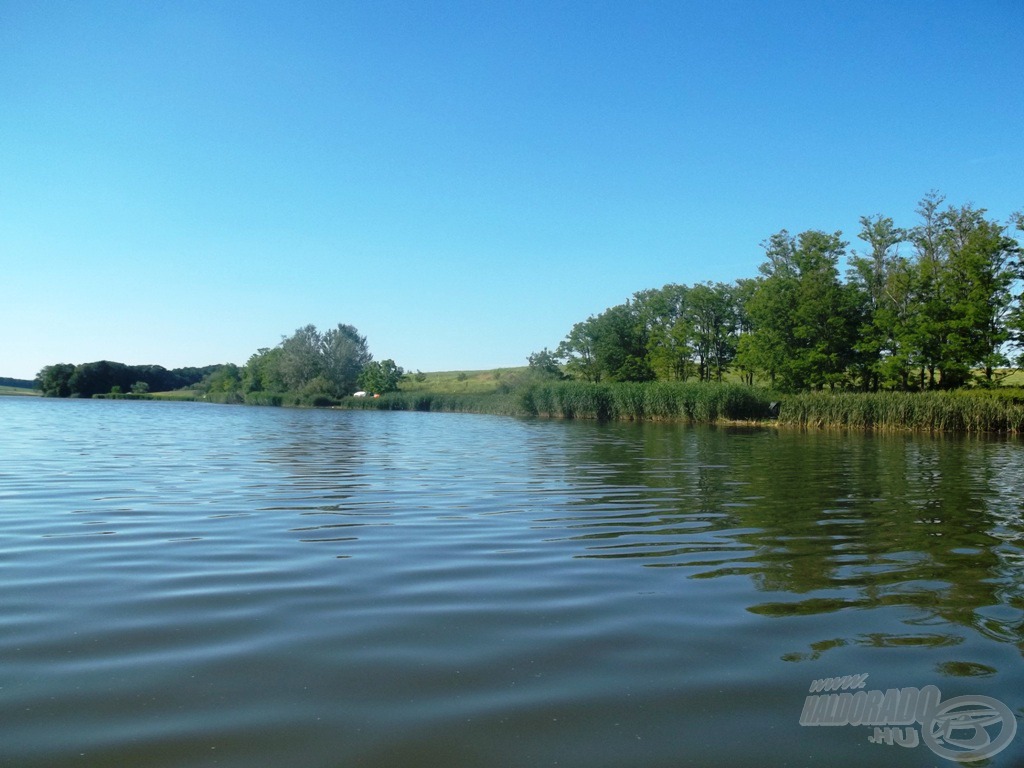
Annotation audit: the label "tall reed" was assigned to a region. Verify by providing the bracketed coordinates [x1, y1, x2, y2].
[516, 380, 774, 422]
[777, 390, 1024, 433]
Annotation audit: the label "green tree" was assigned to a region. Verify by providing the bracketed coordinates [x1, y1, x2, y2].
[36, 363, 76, 397]
[201, 364, 242, 394]
[591, 303, 655, 381]
[938, 205, 1020, 385]
[731, 279, 757, 385]
[790, 230, 858, 390]
[633, 284, 693, 380]
[322, 324, 372, 396]
[557, 319, 602, 381]
[357, 359, 404, 394]
[846, 215, 908, 390]
[740, 230, 855, 391]
[907, 195, 1021, 388]
[736, 233, 797, 388]
[272, 323, 372, 397]
[557, 303, 654, 382]
[279, 324, 324, 392]
[686, 282, 738, 381]
[242, 347, 288, 393]
[68, 360, 132, 398]
[527, 348, 564, 379]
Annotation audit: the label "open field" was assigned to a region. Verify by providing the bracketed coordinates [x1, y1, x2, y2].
[396, 367, 529, 394]
[986, 369, 1024, 386]
[0, 385, 39, 396]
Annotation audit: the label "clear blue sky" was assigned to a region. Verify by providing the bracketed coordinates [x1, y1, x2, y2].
[2, 0, 1022, 380]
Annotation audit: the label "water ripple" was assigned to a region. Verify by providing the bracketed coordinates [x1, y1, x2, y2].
[2, 400, 1023, 766]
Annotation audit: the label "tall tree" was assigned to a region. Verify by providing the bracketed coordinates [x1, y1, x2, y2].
[731, 279, 757, 385]
[907, 192, 951, 388]
[279, 324, 324, 392]
[557, 319, 602, 382]
[357, 359, 404, 394]
[686, 282, 737, 381]
[242, 347, 288, 393]
[633, 284, 693, 381]
[557, 302, 654, 382]
[322, 324, 372, 396]
[907, 196, 1021, 388]
[846, 214, 908, 390]
[939, 205, 1021, 384]
[36, 363, 76, 397]
[736, 233, 797, 388]
[740, 230, 855, 390]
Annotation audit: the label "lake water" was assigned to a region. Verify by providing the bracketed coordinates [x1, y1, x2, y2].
[2, 397, 1022, 767]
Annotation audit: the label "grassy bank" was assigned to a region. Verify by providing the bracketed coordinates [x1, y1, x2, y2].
[340, 380, 1024, 433]
[91, 373, 1024, 434]
[397, 367, 528, 394]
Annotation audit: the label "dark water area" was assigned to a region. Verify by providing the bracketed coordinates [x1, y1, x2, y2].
[2, 398, 1022, 767]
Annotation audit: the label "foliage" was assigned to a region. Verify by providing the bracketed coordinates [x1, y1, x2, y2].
[526, 348, 564, 379]
[0, 376, 36, 389]
[546, 192, 1023, 394]
[556, 301, 655, 382]
[36, 361, 221, 398]
[237, 323, 374, 400]
[357, 359, 405, 394]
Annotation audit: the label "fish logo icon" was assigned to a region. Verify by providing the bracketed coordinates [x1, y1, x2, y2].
[922, 695, 1017, 762]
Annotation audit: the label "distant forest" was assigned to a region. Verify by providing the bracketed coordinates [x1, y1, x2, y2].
[0, 377, 34, 389]
[35, 323, 402, 404]
[35, 361, 224, 398]
[540, 193, 1024, 392]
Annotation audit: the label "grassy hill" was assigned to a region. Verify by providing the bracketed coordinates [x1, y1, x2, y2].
[397, 367, 528, 394]
[0, 383, 39, 396]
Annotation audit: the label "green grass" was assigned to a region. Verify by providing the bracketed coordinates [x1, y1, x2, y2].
[396, 368, 528, 395]
[0, 385, 39, 396]
[979, 369, 1024, 387]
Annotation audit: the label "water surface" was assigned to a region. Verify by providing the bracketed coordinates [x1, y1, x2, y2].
[2, 398, 1022, 766]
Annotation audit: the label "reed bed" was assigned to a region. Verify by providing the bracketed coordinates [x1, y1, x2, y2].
[519, 380, 773, 422]
[331, 380, 773, 422]
[777, 390, 1024, 433]
[142, 380, 1024, 434]
[340, 391, 523, 416]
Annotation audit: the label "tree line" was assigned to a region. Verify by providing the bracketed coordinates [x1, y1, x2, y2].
[36, 323, 403, 403]
[36, 361, 223, 398]
[541, 193, 1024, 392]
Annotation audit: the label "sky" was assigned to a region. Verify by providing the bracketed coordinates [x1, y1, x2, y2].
[1, 0, 1022, 380]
